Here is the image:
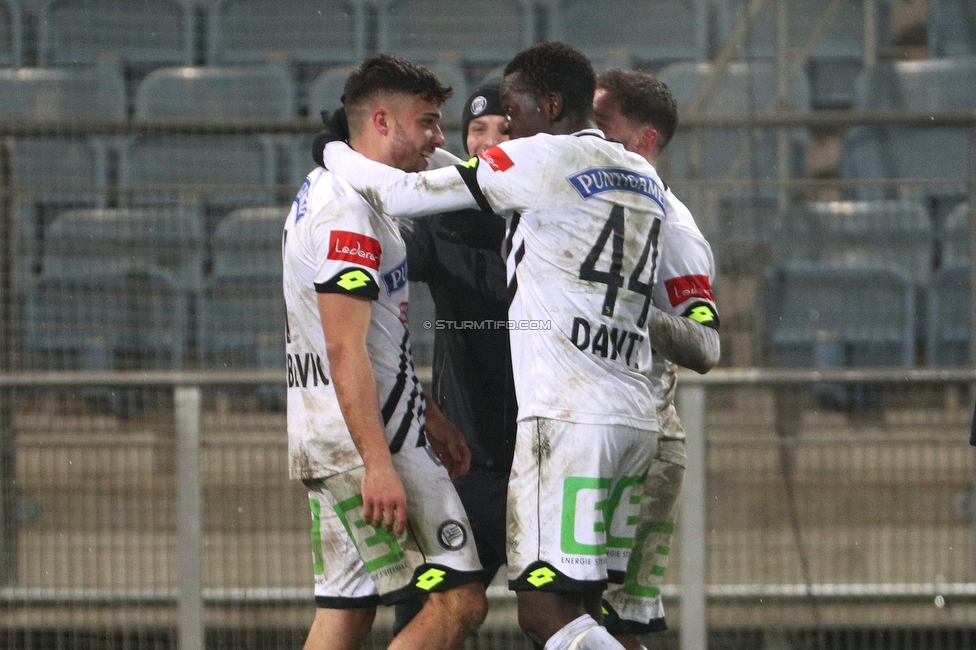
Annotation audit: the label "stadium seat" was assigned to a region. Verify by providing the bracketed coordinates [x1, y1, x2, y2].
[0, 64, 126, 287]
[0, 0, 22, 67]
[545, 0, 708, 66]
[778, 199, 934, 285]
[927, 264, 970, 366]
[760, 263, 916, 369]
[307, 63, 357, 115]
[656, 60, 810, 187]
[376, 0, 534, 65]
[929, 0, 976, 56]
[120, 65, 295, 210]
[38, 0, 194, 66]
[840, 56, 976, 200]
[198, 206, 286, 371]
[206, 0, 367, 64]
[24, 210, 194, 372]
[937, 201, 969, 270]
[40, 206, 206, 290]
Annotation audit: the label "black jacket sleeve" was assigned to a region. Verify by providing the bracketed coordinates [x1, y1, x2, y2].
[398, 216, 438, 284]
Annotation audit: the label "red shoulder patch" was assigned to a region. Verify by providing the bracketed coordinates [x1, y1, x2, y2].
[327, 230, 382, 269]
[478, 146, 515, 172]
[664, 274, 714, 307]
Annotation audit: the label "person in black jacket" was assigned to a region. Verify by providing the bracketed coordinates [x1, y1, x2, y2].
[393, 80, 517, 633]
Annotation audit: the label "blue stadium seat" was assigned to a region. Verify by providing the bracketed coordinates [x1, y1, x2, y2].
[377, 0, 534, 65]
[0, 64, 126, 287]
[307, 64, 357, 115]
[656, 60, 810, 188]
[545, 0, 708, 66]
[198, 206, 286, 370]
[760, 263, 916, 368]
[779, 199, 934, 284]
[927, 264, 969, 366]
[24, 210, 194, 372]
[120, 65, 295, 210]
[207, 0, 367, 64]
[38, 0, 194, 66]
[0, 0, 22, 67]
[938, 201, 969, 269]
[41, 206, 206, 290]
[840, 56, 976, 200]
[929, 0, 976, 56]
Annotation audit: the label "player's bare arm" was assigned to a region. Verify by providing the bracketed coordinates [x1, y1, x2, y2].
[645, 307, 720, 374]
[318, 291, 407, 535]
[423, 399, 471, 480]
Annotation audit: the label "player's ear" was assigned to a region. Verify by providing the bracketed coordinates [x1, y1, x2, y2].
[639, 126, 660, 157]
[371, 108, 391, 136]
[542, 91, 565, 122]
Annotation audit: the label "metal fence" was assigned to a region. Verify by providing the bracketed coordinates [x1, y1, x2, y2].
[1, 369, 974, 650]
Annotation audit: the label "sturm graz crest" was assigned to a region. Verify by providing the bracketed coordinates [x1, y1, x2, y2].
[437, 520, 467, 551]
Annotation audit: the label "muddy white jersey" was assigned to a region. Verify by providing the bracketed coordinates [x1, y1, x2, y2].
[282, 166, 425, 480]
[648, 188, 719, 427]
[322, 131, 668, 431]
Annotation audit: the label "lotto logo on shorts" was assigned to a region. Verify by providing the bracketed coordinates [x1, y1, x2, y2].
[416, 568, 446, 591]
[437, 520, 468, 551]
[526, 566, 556, 587]
[664, 274, 714, 307]
[328, 230, 382, 269]
[478, 146, 514, 172]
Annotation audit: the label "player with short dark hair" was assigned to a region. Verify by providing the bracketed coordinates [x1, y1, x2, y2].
[283, 54, 486, 650]
[321, 42, 681, 650]
[594, 69, 720, 650]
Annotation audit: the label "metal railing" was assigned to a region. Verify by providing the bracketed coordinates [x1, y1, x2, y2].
[1, 367, 973, 650]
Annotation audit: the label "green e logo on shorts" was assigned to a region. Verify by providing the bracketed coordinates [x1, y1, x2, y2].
[561, 477, 612, 555]
[561, 475, 644, 555]
[334, 494, 405, 572]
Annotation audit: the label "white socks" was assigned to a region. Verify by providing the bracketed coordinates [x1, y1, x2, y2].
[543, 614, 626, 650]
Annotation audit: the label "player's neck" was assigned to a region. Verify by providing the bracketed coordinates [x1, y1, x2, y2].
[549, 116, 597, 136]
[348, 133, 396, 168]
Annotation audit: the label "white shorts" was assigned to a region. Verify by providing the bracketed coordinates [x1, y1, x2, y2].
[507, 417, 656, 592]
[603, 436, 685, 632]
[306, 444, 482, 608]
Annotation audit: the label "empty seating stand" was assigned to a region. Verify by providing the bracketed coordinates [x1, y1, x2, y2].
[760, 263, 916, 369]
[377, 0, 535, 65]
[38, 0, 194, 67]
[545, 0, 708, 67]
[656, 59, 810, 187]
[927, 264, 970, 366]
[24, 207, 204, 372]
[778, 199, 934, 286]
[0, 64, 126, 287]
[929, 0, 976, 56]
[840, 56, 976, 200]
[716, 0, 876, 108]
[0, 0, 22, 67]
[198, 206, 286, 371]
[207, 0, 367, 64]
[119, 65, 296, 213]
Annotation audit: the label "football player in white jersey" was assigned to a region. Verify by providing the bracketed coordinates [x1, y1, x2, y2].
[282, 55, 487, 650]
[593, 70, 721, 650]
[321, 42, 678, 650]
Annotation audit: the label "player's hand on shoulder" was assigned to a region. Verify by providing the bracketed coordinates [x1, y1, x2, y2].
[311, 107, 350, 168]
[361, 461, 408, 535]
[424, 401, 472, 480]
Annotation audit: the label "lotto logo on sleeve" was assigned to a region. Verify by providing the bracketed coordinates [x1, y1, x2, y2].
[328, 230, 382, 269]
[478, 146, 515, 172]
[664, 274, 714, 307]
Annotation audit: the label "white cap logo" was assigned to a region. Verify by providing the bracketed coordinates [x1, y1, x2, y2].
[470, 95, 488, 116]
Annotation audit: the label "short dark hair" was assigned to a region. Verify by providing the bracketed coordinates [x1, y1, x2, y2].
[343, 54, 452, 109]
[503, 42, 596, 122]
[596, 69, 678, 151]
